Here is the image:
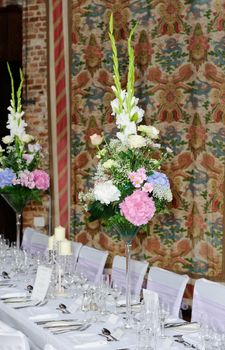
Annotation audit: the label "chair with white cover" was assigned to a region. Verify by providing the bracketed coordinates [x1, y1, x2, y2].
[192, 278, 225, 332]
[76, 245, 108, 284]
[147, 266, 189, 318]
[72, 241, 82, 266]
[29, 231, 48, 254]
[111, 255, 149, 299]
[0, 320, 30, 350]
[21, 227, 36, 251]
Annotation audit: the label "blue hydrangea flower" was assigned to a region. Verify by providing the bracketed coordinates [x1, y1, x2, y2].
[147, 171, 170, 188]
[0, 168, 16, 188]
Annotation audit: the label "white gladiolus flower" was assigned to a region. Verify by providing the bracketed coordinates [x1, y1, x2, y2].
[93, 180, 121, 205]
[2, 135, 13, 144]
[128, 134, 147, 149]
[116, 112, 131, 127]
[111, 98, 120, 115]
[130, 105, 144, 123]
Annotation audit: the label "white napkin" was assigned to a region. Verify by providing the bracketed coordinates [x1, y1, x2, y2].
[0, 292, 27, 299]
[172, 323, 200, 333]
[68, 333, 107, 348]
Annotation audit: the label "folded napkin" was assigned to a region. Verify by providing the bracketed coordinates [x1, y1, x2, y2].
[172, 322, 200, 333]
[0, 292, 27, 299]
[68, 333, 107, 348]
[29, 313, 60, 322]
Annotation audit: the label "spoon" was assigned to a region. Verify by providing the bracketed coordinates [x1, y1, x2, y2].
[2, 271, 10, 279]
[98, 333, 113, 341]
[57, 303, 70, 314]
[26, 285, 33, 293]
[102, 328, 118, 341]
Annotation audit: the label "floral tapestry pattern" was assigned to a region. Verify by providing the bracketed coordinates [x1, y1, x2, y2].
[71, 0, 225, 279]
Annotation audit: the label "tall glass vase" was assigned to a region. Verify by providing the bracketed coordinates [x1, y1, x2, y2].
[1, 191, 32, 249]
[113, 222, 139, 328]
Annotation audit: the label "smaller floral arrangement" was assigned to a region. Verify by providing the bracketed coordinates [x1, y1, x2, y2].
[0, 64, 50, 211]
[79, 15, 173, 239]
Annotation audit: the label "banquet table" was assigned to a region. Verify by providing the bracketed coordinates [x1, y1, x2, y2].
[0, 283, 201, 350]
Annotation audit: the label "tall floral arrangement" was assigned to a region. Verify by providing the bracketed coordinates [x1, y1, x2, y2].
[79, 15, 172, 239]
[0, 64, 50, 211]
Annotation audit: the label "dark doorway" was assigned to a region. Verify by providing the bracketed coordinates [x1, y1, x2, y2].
[0, 5, 22, 242]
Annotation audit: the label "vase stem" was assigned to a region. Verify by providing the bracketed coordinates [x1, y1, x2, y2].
[125, 242, 132, 328]
[16, 213, 22, 249]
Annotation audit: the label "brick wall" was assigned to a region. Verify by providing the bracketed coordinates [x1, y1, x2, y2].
[22, 0, 51, 233]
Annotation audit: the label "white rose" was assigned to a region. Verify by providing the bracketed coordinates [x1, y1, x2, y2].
[90, 133, 103, 146]
[93, 180, 120, 205]
[2, 135, 13, 144]
[22, 134, 34, 143]
[127, 135, 147, 149]
[102, 159, 116, 169]
[138, 125, 159, 139]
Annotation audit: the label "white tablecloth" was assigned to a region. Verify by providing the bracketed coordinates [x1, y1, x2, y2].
[0, 285, 198, 349]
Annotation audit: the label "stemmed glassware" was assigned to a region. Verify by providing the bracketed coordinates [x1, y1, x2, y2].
[159, 300, 170, 338]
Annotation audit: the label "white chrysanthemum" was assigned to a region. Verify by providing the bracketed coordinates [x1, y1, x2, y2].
[127, 134, 147, 149]
[138, 125, 159, 139]
[22, 134, 34, 143]
[93, 180, 120, 205]
[153, 185, 173, 202]
[102, 159, 116, 169]
[2, 135, 13, 144]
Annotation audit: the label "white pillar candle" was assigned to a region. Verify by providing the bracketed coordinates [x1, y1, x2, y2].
[48, 235, 55, 250]
[59, 239, 72, 256]
[54, 225, 66, 241]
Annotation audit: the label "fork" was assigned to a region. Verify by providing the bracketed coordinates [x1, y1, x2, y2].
[174, 336, 197, 349]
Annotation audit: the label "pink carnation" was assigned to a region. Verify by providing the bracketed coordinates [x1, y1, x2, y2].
[32, 170, 50, 190]
[120, 190, 156, 226]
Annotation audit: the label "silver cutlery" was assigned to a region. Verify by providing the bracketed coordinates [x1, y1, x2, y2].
[56, 303, 70, 314]
[165, 321, 198, 328]
[13, 300, 43, 309]
[174, 335, 197, 349]
[52, 323, 91, 335]
[35, 318, 78, 325]
[102, 328, 118, 341]
[98, 333, 113, 341]
[2, 271, 10, 279]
